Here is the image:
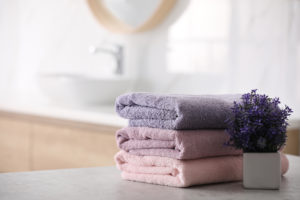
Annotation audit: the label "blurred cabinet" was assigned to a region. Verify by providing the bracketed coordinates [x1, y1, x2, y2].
[283, 129, 299, 156]
[0, 116, 31, 172]
[32, 123, 118, 170]
[0, 111, 120, 172]
[0, 111, 299, 173]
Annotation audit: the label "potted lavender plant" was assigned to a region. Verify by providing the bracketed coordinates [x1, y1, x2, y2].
[226, 89, 292, 189]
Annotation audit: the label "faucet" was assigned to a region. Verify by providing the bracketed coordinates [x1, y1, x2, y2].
[89, 44, 124, 75]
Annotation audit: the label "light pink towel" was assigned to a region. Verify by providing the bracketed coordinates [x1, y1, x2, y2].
[117, 127, 241, 160]
[115, 151, 289, 187]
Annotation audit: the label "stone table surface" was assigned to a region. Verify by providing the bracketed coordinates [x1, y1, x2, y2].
[0, 155, 300, 200]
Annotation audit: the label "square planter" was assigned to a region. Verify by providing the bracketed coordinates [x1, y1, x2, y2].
[243, 152, 281, 189]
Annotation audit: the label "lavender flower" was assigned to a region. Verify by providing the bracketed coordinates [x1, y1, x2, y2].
[225, 89, 293, 152]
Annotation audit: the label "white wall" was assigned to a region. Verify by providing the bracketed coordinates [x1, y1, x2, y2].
[0, 0, 299, 117]
[0, 0, 151, 95]
[0, 0, 19, 92]
[135, 0, 300, 118]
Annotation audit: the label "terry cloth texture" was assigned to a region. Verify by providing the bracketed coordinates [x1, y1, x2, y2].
[116, 127, 242, 160]
[115, 151, 289, 187]
[115, 93, 241, 129]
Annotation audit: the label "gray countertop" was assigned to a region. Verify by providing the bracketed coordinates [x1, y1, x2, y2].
[1, 155, 300, 200]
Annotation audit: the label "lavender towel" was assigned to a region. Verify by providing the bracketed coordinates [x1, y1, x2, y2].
[116, 127, 242, 160]
[115, 93, 240, 129]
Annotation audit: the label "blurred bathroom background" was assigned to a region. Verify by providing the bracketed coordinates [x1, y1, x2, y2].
[0, 0, 300, 172]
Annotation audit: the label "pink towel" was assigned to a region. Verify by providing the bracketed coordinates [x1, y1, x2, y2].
[116, 127, 242, 160]
[115, 151, 289, 187]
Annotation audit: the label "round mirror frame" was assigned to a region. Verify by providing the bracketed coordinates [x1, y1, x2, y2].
[86, 0, 177, 34]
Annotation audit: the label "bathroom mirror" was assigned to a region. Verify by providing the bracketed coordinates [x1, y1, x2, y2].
[87, 0, 177, 34]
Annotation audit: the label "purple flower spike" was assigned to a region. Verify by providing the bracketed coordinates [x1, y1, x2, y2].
[225, 89, 293, 152]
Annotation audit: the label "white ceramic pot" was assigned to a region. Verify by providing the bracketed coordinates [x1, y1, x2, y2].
[243, 152, 281, 189]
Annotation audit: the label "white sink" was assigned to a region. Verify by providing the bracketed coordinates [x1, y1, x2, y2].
[38, 73, 133, 105]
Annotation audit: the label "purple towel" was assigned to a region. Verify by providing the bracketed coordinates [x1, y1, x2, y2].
[116, 127, 242, 160]
[115, 93, 240, 129]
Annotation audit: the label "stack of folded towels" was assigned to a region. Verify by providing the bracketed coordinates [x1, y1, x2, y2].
[114, 93, 289, 187]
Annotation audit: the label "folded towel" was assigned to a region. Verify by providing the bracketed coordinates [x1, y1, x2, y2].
[115, 93, 240, 129]
[115, 151, 289, 187]
[117, 127, 242, 160]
